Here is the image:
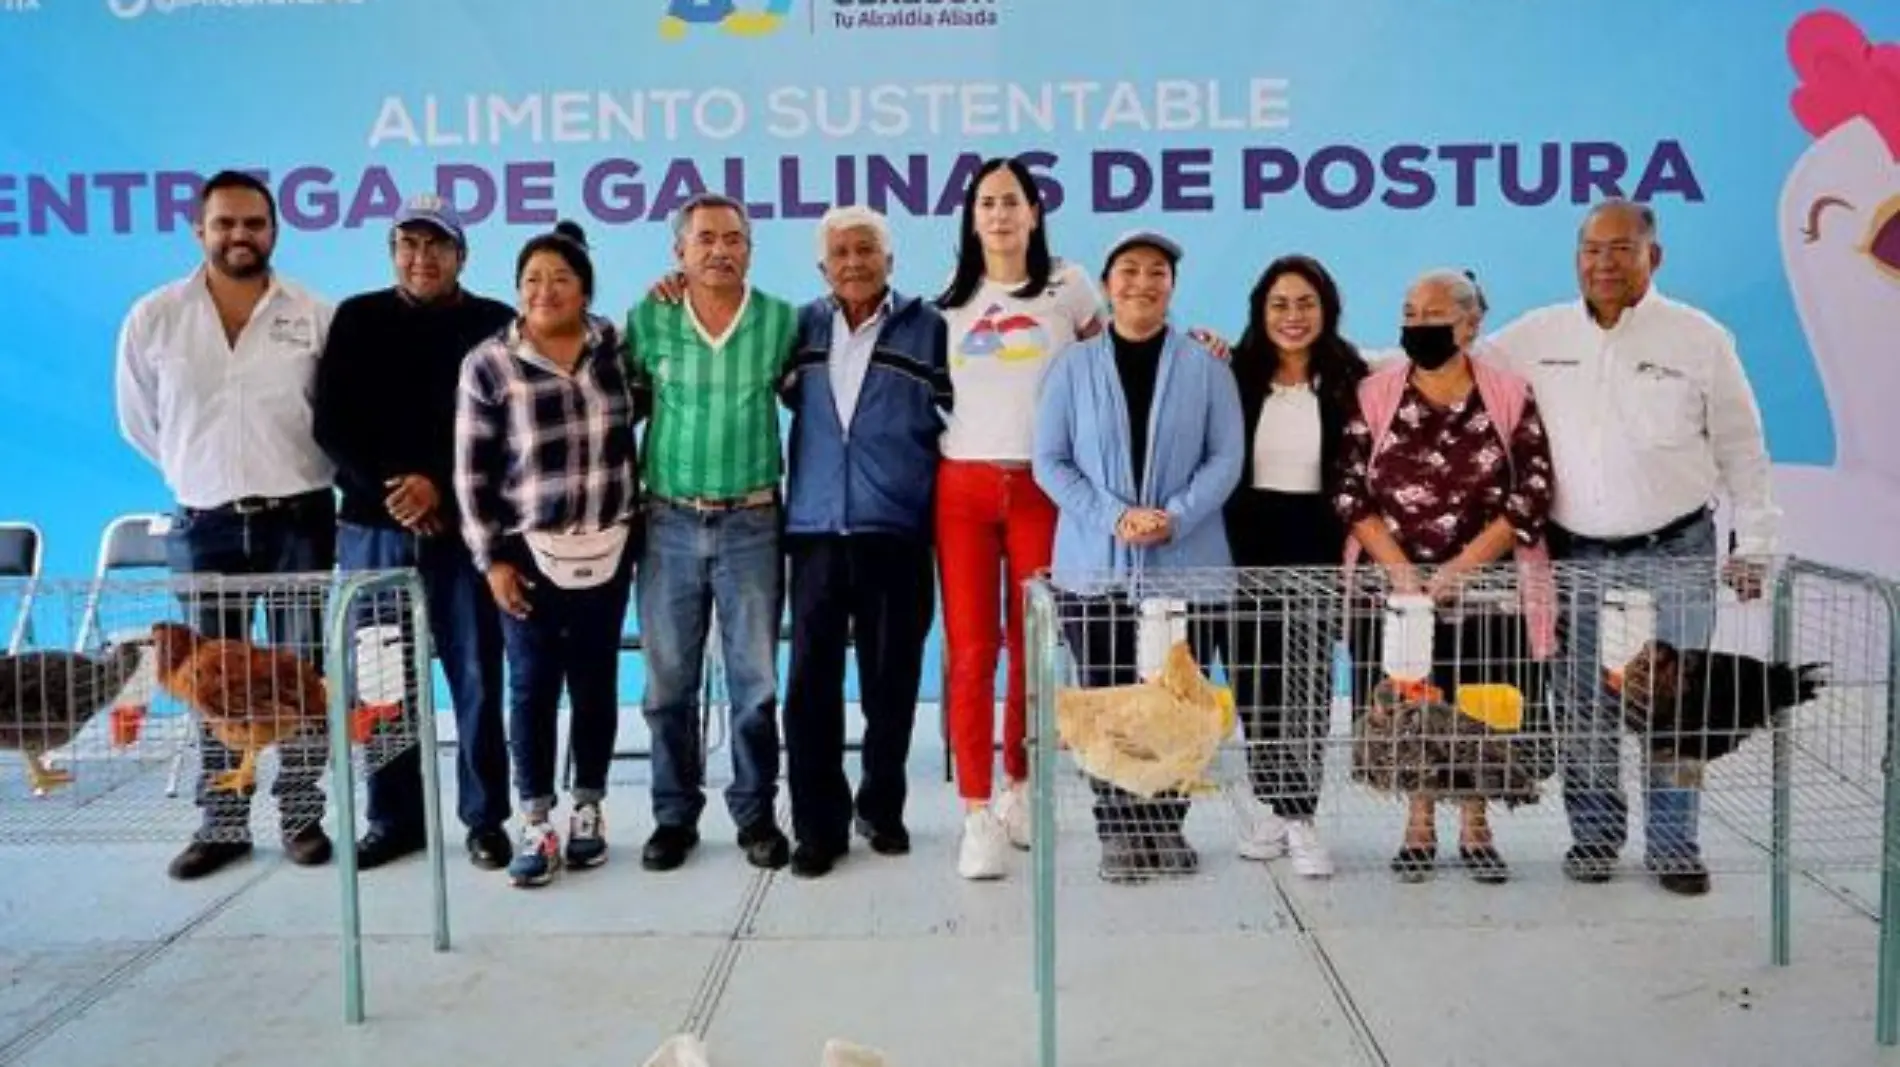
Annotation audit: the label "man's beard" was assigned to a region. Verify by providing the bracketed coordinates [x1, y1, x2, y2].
[215, 245, 269, 279]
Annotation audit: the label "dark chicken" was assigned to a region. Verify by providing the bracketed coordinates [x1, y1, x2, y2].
[1609, 639, 1828, 762]
[0, 643, 149, 794]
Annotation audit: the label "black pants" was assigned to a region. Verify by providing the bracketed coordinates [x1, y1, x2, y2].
[783, 533, 935, 851]
[1059, 593, 1219, 841]
[164, 492, 336, 841]
[1218, 489, 1342, 818]
[1205, 614, 1328, 818]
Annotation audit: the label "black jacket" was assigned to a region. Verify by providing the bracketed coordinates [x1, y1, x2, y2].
[1221, 347, 1366, 567]
[312, 287, 515, 529]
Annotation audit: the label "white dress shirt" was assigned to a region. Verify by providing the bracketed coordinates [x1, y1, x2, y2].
[1487, 287, 1779, 556]
[829, 291, 891, 433]
[1252, 382, 1323, 492]
[114, 267, 336, 509]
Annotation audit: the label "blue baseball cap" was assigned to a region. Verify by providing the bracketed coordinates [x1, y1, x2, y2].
[391, 193, 466, 248]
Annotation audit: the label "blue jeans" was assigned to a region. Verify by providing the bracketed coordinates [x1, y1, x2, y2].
[164, 494, 335, 841]
[1554, 513, 1717, 863]
[498, 537, 635, 817]
[640, 501, 784, 832]
[338, 523, 509, 836]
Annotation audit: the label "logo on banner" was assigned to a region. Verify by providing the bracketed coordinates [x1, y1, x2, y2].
[2, 0, 43, 13]
[660, 0, 793, 40]
[107, 0, 364, 18]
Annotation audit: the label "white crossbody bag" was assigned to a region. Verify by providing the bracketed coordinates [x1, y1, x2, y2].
[522, 525, 630, 590]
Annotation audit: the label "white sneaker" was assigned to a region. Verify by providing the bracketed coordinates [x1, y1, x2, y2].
[958, 808, 1009, 881]
[1286, 819, 1335, 878]
[1234, 795, 1288, 862]
[994, 782, 1032, 851]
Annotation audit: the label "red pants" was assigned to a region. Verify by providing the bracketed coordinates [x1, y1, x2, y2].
[936, 458, 1057, 801]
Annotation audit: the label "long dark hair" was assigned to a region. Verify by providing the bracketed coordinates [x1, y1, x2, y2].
[935, 156, 1055, 311]
[1231, 254, 1367, 407]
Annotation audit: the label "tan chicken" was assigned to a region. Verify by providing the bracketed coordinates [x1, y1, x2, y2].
[149, 622, 393, 795]
[1055, 641, 1236, 798]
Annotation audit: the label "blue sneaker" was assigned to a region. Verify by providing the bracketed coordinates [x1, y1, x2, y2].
[508, 819, 561, 888]
[565, 803, 608, 870]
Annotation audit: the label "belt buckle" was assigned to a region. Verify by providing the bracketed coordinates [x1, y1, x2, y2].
[231, 496, 270, 515]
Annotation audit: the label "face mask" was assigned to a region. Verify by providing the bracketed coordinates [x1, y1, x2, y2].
[1400, 324, 1460, 371]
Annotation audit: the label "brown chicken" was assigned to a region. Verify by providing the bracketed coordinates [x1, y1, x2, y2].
[149, 621, 391, 795]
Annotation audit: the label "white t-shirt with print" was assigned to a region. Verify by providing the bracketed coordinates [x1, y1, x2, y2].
[939, 260, 1102, 461]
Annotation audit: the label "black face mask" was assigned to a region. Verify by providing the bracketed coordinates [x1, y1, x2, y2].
[1400, 324, 1460, 371]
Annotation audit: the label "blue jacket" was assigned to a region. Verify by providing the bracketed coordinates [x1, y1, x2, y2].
[783, 289, 952, 538]
[1032, 325, 1244, 598]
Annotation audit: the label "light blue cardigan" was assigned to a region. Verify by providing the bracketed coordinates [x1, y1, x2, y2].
[1032, 324, 1245, 600]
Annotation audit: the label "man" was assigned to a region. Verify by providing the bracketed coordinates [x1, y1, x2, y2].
[115, 170, 338, 880]
[1489, 198, 1780, 896]
[778, 206, 952, 878]
[312, 193, 516, 872]
[628, 192, 797, 872]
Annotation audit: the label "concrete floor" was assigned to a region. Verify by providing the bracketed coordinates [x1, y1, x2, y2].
[2, 717, 1898, 1067]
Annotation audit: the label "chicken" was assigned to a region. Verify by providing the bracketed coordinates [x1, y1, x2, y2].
[1771, 10, 1900, 575]
[1352, 677, 1547, 806]
[1054, 641, 1236, 798]
[1608, 639, 1828, 763]
[147, 621, 392, 796]
[0, 643, 149, 794]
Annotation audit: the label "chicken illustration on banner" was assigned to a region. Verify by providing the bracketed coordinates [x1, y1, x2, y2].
[1774, 9, 1900, 576]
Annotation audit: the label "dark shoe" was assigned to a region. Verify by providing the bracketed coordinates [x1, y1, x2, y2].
[1460, 845, 1510, 885]
[642, 825, 700, 872]
[1647, 856, 1711, 896]
[853, 816, 910, 856]
[1147, 831, 1199, 876]
[167, 839, 253, 881]
[564, 803, 608, 870]
[1563, 844, 1618, 884]
[1390, 845, 1436, 883]
[467, 825, 513, 870]
[737, 820, 790, 870]
[1098, 836, 1150, 884]
[355, 827, 425, 871]
[790, 841, 845, 878]
[283, 825, 333, 867]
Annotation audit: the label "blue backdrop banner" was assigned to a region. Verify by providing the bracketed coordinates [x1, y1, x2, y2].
[2, 2, 1897, 692]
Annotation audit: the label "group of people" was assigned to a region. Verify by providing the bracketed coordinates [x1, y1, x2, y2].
[111, 153, 1776, 897]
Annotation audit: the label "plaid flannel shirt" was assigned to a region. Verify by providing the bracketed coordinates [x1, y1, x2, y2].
[454, 314, 642, 572]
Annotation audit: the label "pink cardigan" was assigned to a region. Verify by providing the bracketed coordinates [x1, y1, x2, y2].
[1341, 354, 1557, 660]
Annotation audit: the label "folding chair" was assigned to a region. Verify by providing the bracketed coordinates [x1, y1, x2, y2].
[71, 514, 179, 789]
[0, 521, 44, 655]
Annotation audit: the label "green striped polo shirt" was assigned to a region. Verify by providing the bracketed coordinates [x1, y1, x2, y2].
[628, 287, 797, 501]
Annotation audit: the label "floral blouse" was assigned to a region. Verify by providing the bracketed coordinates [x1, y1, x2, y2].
[1333, 382, 1554, 564]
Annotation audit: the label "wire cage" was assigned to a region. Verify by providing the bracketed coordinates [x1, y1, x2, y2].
[0, 567, 450, 1024]
[1022, 555, 1900, 1064]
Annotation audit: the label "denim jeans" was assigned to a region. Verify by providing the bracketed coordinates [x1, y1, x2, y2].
[498, 538, 634, 818]
[337, 522, 509, 836]
[1554, 513, 1717, 863]
[164, 494, 335, 842]
[639, 501, 784, 832]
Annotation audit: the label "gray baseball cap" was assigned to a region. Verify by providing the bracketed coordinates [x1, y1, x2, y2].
[1103, 229, 1184, 273]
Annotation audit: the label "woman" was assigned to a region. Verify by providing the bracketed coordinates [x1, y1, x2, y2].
[454, 220, 642, 889]
[1033, 230, 1244, 884]
[936, 156, 1105, 881]
[1333, 267, 1555, 885]
[1217, 255, 1368, 878]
